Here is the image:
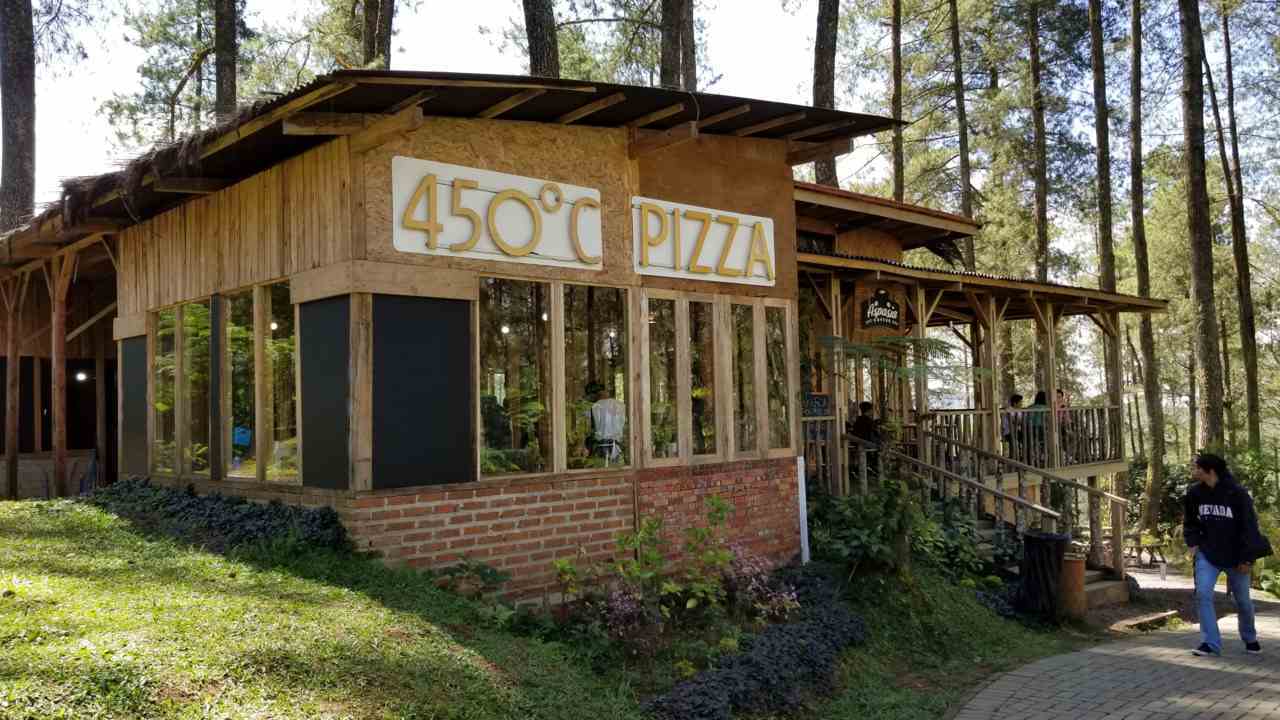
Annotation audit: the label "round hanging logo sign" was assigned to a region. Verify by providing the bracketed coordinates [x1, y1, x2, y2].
[862, 289, 901, 329]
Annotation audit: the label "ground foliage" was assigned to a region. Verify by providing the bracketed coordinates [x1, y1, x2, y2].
[86, 478, 347, 553]
[0, 499, 645, 719]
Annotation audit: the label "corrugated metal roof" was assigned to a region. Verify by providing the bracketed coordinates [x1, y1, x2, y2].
[799, 249, 1167, 309]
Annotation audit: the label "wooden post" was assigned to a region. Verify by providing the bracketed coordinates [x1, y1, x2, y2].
[1111, 498, 1127, 580]
[1043, 300, 1061, 470]
[3, 276, 26, 499]
[50, 255, 75, 496]
[254, 286, 271, 484]
[94, 321, 106, 488]
[914, 285, 930, 461]
[829, 276, 844, 494]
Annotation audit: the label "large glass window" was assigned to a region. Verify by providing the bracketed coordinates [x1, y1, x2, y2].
[690, 301, 717, 455]
[565, 286, 629, 469]
[265, 283, 298, 482]
[152, 308, 177, 474]
[732, 303, 757, 453]
[480, 278, 552, 475]
[648, 297, 678, 459]
[225, 291, 255, 479]
[765, 306, 790, 449]
[183, 301, 211, 474]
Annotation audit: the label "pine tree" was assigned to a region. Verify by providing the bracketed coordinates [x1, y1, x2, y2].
[523, 0, 560, 77]
[0, 0, 35, 232]
[813, 0, 839, 187]
[1178, 0, 1226, 449]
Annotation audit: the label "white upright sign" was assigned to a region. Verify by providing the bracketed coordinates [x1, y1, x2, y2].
[632, 196, 776, 287]
[392, 156, 604, 270]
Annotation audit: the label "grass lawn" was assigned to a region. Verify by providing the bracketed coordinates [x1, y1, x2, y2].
[0, 500, 644, 720]
[805, 568, 1101, 719]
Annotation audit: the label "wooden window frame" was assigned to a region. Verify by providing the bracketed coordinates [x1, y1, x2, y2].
[559, 281, 635, 475]
[763, 297, 799, 456]
[147, 279, 302, 486]
[639, 288, 686, 469]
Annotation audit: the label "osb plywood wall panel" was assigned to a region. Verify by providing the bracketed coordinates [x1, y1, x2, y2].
[118, 140, 352, 315]
[637, 134, 796, 300]
[836, 227, 903, 263]
[0, 280, 117, 359]
[362, 117, 639, 287]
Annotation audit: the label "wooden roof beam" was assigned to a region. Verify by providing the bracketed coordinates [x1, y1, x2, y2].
[282, 112, 372, 135]
[629, 121, 698, 159]
[627, 103, 685, 128]
[349, 105, 425, 154]
[785, 119, 855, 141]
[153, 177, 232, 195]
[735, 112, 806, 137]
[385, 89, 435, 114]
[478, 88, 546, 119]
[53, 219, 123, 243]
[696, 104, 750, 129]
[558, 92, 627, 124]
[787, 137, 855, 166]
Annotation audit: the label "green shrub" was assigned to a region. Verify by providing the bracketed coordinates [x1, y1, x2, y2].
[809, 475, 920, 578]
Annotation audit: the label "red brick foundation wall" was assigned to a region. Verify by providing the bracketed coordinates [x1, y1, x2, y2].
[134, 456, 802, 600]
[343, 473, 636, 600]
[636, 457, 801, 565]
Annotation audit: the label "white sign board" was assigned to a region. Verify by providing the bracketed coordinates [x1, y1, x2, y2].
[392, 156, 604, 270]
[631, 196, 775, 286]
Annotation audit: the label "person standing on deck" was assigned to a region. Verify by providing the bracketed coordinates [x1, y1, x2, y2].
[1185, 452, 1273, 656]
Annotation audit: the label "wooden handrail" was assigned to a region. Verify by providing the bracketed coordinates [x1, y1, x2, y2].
[921, 430, 1132, 506]
[847, 435, 1062, 520]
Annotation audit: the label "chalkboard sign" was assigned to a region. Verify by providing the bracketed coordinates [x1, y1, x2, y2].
[862, 289, 901, 329]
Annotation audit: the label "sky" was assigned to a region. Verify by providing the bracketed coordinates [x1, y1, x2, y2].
[28, 0, 883, 207]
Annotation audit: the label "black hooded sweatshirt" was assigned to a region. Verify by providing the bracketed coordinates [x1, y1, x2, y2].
[1183, 473, 1272, 569]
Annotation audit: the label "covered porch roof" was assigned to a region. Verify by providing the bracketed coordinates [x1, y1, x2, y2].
[794, 182, 978, 263]
[799, 251, 1167, 326]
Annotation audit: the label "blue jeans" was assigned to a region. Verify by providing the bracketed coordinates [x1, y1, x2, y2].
[1195, 552, 1257, 652]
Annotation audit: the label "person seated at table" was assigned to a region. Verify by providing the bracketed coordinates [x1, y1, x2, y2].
[850, 401, 881, 444]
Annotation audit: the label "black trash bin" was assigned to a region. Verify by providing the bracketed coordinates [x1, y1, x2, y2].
[1014, 532, 1069, 622]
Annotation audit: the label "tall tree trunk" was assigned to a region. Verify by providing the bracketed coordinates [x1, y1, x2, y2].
[214, 0, 237, 121]
[375, 0, 394, 69]
[948, 0, 974, 268]
[1029, 2, 1048, 285]
[1028, 1, 1050, 387]
[523, 0, 560, 78]
[362, 0, 377, 66]
[1131, 0, 1165, 531]
[681, 0, 696, 90]
[1221, 313, 1237, 449]
[1089, 0, 1120, 556]
[813, 0, 839, 187]
[1178, 0, 1225, 449]
[0, 0, 35, 232]
[891, 0, 904, 202]
[1125, 324, 1147, 458]
[1188, 348, 1197, 456]
[194, 7, 204, 131]
[660, 0, 683, 88]
[1221, 8, 1260, 452]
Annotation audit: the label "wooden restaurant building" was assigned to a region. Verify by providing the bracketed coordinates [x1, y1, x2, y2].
[0, 71, 1164, 597]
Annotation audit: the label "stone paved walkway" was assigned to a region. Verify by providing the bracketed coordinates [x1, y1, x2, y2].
[954, 609, 1280, 719]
